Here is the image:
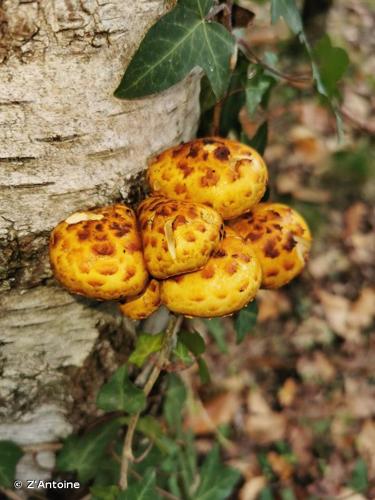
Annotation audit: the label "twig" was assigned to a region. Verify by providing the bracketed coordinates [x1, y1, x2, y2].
[211, 100, 223, 136]
[340, 106, 375, 135]
[119, 314, 183, 490]
[22, 442, 62, 453]
[0, 487, 24, 500]
[238, 38, 313, 85]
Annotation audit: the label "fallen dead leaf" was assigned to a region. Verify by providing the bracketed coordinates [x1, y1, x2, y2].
[278, 378, 298, 407]
[292, 317, 334, 349]
[267, 451, 294, 482]
[345, 378, 375, 419]
[357, 419, 375, 479]
[309, 249, 350, 279]
[239, 476, 267, 500]
[245, 390, 287, 444]
[333, 488, 367, 500]
[289, 425, 313, 468]
[317, 290, 372, 344]
[257, 289, 291, 322]
[297, 351, 336, 383]
[184, 392, 241, 435]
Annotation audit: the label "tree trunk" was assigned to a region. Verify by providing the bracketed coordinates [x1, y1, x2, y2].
[0, 0, 200, 481]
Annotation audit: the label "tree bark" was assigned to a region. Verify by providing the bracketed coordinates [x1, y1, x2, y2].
[0, 0, 200, 482]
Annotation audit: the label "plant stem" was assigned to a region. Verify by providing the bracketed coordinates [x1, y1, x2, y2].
[119, 314, 183, 490]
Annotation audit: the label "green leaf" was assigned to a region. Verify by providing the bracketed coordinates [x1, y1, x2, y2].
[164, 374, 187, 431]
[271, 0, 303, 35]
[197, 357, 211, 385]
[219, 54, 248, 135]
[312, 35, 349, 99]
[259, 486, 275, 500]
[179, 330, 206, 356]
[203, 318, 228, 353]
[90, 485, 120, 500]
[174, 341, 193, 364]
[136, 416, 178, 455]
[281, 488, 296, 500]
[0, 441, 23, 488]
[234, 301, 258, 344]
[56, 420, 123, 483]
[129, 333, 164, 368]
[96, 365, 146, 414]
[194, 445, 241, 500]
[118, 469, 161, 500]
[243, 121, 268, 155]
[245, 69, 275, 116]
[350, 458, 368, 493]
[115, 0, 235, 100]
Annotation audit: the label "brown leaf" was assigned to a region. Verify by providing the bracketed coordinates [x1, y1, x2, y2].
[345, 378, 375, 418]
[278, 378, 298, 407]
[297, 351, 336, 383]
[245, 390, 287, 444]
[357, 419, 375, 479]
[257, 289, 291, 322]
[239, 476, 267, 500]
[184, 392, 241, 435]
[267, 451, 294, 482]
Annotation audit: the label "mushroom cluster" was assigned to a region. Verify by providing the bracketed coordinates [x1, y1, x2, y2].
[49, 137, 312, 319]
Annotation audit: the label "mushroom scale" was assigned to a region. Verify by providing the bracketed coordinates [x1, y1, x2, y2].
[160, 228, 262, 318]
[138, 195, 223, 279]
[119, 279, 161, 320]
[147, 137, 268, 220]
[49, 204, 148, 300]
[229, 203, 312, 289]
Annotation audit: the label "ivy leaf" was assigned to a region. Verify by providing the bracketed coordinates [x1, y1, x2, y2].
[312, 35, 349, 99]
[197, 357, 211, 385]
[174, 341, 194, 364]
[56, 420, 123, 483]
[246, 69, 275, 116]
[259, 487, 275, 500]
[164, 374, 187, 431]
[115, 0, 235, 100]
[0, 441, 23, 488]
[129, 333, 164, 368]
[90, 485, 120, 500]
[234, 301, 258, 344]
[270, 0, 303, 35]
[135, 416, 178, 455]
[194, 445, 241, 500]
[179, 330, 206, 356]
[96, 365, 146, 414]
[203, 318, 228, 353]
[350, 458, 368, 493]
[118, 469, 161, 500]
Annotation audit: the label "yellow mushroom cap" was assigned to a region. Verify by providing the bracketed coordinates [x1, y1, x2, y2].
[160, 227, 262, 318]
[229, 203, 312, 289]
[119, 279, 161, 320]
[49, 204, 148, 300]
[138, 195, 223, 279]
[147, 137, 268, 220]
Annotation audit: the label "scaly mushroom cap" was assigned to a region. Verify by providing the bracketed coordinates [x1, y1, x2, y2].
[138, 195, 223, 279]
[49, 204, 148, 300]
[229, 203, 312, 289]
[119, 279, 161, 320]
[147, 137, 268, 220]
[160, 228, 262, 317]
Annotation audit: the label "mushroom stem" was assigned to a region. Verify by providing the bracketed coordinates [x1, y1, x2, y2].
[119, 314, 183, 490]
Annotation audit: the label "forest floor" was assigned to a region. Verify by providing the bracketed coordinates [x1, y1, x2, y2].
[180, 1, 375, 498]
